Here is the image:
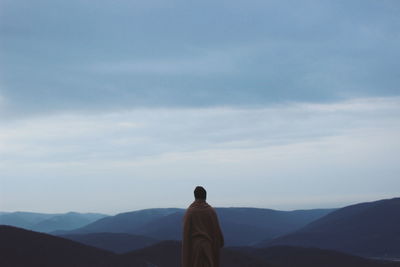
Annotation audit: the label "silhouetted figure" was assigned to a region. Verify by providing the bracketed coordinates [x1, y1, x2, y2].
[182, 186, 224, 267]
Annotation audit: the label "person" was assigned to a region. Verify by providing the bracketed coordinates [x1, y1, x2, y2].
[182, 186, 224, 267]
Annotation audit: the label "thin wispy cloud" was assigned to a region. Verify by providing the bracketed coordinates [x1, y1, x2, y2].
[1, 97, 398, 163]
[89, 49, 241, 75]
[1, 97, 399, 212]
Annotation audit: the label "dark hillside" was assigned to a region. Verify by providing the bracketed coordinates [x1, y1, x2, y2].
[61, 232, 158, 253]
[265, 197, 400, 258]
[122, 240, 275, 267]
[0, 225, 145, 267]
[2, 225, 399, 267]
[239, 246, 400, 267]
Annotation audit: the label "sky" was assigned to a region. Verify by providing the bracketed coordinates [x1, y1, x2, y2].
[0, 0, 399, 214]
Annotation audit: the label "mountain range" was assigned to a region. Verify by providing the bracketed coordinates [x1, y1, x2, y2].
[2, 225, 399, 267]
[56, 207, 333, 246]
[1, 197, 400, 265]
[263, 197, 400, 259]
[0, 211, 107, 232]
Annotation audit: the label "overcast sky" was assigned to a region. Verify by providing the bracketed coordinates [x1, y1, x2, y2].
[1, 0, 399, 214]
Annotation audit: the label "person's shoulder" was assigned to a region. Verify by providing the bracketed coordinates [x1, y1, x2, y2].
[185, 202, 198, 213]
[208, 206, 217, 214]
[199, 203, 215, 214]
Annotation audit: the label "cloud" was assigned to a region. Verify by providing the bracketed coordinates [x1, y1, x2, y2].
[1, 96, 399, 164]
[88, 48, 242, 75]
[1, 0, 399, 212]
[0, 90, 8, 115]
[0, 92, 5, 106]
[0, 0, 399, 116]
[1, 97, 399, 212]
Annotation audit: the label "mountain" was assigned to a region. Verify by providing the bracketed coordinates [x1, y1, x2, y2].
[234, 246, 400, 267]
[121, 240, 275, 267]
[0, 212, 56, 229]
[32, 212, 107, 232]
[122, 240, 400, 267]
[264, 197, 400, 259]
[134, 210, 185, 240]
[0, 227, 271, 267]
[0, 225, 145, 267]
[0, 211, 107, 232]
[61, 232, 159, 253]
[133, 208, 334, 246]
[121, 240, 183, 267]
[2, 225, 399, 267]
[57, 208, 183, 235]
[217, 208, 334, 246]
[60, 207, 333, 246]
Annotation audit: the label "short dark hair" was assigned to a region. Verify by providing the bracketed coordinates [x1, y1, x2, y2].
[194, 186, 207, 200]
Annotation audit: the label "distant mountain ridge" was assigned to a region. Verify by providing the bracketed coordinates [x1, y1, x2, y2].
[0, 212, 56, 229]
[264, 197, 400, 259]
[54, 208, 183, 235]
[4, 197, 399, 261]
[217, 208, 334, 245]
[57, 207, 334, 246]
[0, 211, 107, 232]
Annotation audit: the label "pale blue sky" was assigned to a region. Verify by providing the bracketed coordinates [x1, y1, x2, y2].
[0, 0, 399, 214]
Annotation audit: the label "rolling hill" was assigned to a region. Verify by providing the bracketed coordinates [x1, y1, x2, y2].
[2, 225, 399, 267]
[0, 212, 56, 229]
[217, 208, 334, 245]
[56, 208, 183, 235]
[121, 240, 400, 267]
[58, 207, 334, 246]
[32, 212, 107, 232]
[235, 246, 400, 267]
[61, 232, 159, 253]
[122, 240, 276, 267]
[264, 197, 400, 259]
[0, 225, 145, 267]
[134, 207, 335, 246]
[0, 211, 107, 232]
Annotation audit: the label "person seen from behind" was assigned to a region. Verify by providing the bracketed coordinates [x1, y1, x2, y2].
[182, 186, 224, 267]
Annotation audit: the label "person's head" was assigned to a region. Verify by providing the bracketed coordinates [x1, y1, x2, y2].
[194, 186, 207, 200]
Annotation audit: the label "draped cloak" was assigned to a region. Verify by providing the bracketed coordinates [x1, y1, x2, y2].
[182, 200, 224, 267]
